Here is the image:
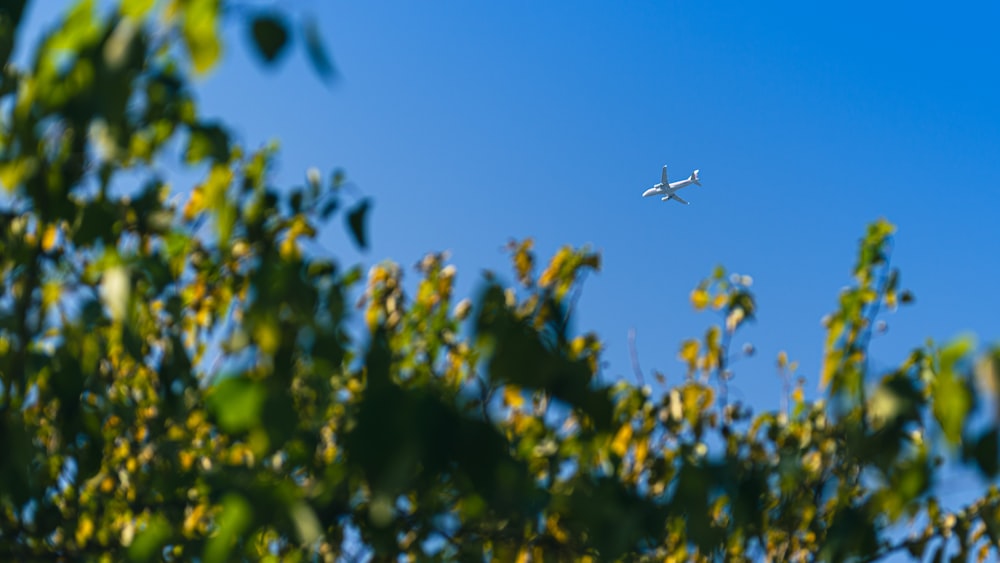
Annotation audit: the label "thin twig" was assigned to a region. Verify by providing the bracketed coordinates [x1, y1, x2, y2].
[563, 270, 589, 326]
[628, 328, 645, 387]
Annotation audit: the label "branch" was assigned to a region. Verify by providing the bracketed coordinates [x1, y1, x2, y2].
[627, 328, 645, 387]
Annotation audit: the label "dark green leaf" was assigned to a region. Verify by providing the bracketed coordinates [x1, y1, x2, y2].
[319, 198, 339, 220]
[249, 13, 289, 63]
[303, 17, 337, 83]
[185, 123, 230, 164]
[972, 427, 999, 477]
[208, 377, 266, 433]
[346, 198, 370, 250]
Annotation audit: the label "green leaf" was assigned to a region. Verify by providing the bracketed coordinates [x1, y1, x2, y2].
[204, 494, 254, 563]
[120, 0, 155, 19]
[249, 14, 289, 63]
[128, 514, 172, 562]
[208, 377, 266, 433]
[181, 0, 221, 74]
[185, 123, 230, 163]
[933, 337, 975, 446]
[346, 198, 371, 250]
[971, 427, 999, 477]
[303, 17, 337, 82]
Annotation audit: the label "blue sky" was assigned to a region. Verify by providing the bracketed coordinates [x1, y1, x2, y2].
[22, 1, 1000, 437]
[187, 1, 1000, 405]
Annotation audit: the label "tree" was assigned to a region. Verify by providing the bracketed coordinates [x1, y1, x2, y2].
[1, 1, 998, 561]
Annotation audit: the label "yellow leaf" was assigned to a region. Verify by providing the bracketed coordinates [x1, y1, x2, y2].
[705, 326, 721, 371]
[511, 239, 534, 285]
[42, 281, 62, 309]
[76, 514, 95, 546]
[802, 451, 822, 475]
[679, 339, 700, 365]
[712, 293, 727, 310]
[634, 437, 649, 468]
[792, 386, 804, 404]
[254, 320, 280, 355]
[539, 246, 569, 290]
[0, 157, 36, 192]
[820, 351, 839, 389]
[120, 0, 155, 19]
[196, 306, 211, 328]
[279, 235, 300, 261]
[690, 288, 709, 310]
[546, 514, 569, 543]
[183, 187, 203, 221]
[41, 224, 58, 252]
[611, 423, 633, 458]
[181, 0, 222, 74]
[777, 351, 788, 369]
[503, 386, 524, 409]
[183, 503, 206, 536]
[680, 383, 714, 426]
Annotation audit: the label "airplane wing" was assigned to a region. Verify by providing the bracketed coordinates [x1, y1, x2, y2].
[669, 194, 689, 205]
[661, 165, 668, 185]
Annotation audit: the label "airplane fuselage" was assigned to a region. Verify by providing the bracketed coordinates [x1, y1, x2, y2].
[642, 166, 700, 204]
[642, 177, 696, 198]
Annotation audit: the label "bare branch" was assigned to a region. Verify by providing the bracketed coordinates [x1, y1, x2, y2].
[628, 327, 645, 387]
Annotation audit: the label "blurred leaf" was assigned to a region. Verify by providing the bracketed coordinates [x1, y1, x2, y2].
[180, 0, 221, 74]
[346, 198, 371, 250]
[302, 17, 337, 82]
[120, 0, 155, 19]
[690, 288, 709, 310]
[249, 13, 289, 63]
[185, 123, 230, 163]
[204, 494, 254, 563]
[128, 514, 172, 562]
[611, 423, 632, 458]
[933, 337, 975, 446]
[290, 501, 322, 545]
[208, 377, 266, 433]
[969, 427, 999, 477]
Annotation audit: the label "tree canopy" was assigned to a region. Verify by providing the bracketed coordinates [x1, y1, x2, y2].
[1, 1, 998, 561]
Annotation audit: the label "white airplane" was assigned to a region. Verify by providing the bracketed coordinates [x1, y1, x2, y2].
[642, 165, 701, 204]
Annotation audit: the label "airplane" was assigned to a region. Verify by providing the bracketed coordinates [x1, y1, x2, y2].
[642, 165, 701, 204]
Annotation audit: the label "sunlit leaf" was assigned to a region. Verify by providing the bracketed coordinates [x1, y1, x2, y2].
[120, 0, 155, 19]
[690, 288, 709, 310]
[180, 0, 222, 74]
[933, 337, 975, 446]
[611, 423, 633, 458]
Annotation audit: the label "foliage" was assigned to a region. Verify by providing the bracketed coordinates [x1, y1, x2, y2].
[1, 1, 999, 561]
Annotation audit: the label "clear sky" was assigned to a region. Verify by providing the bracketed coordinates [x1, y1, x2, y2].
[22, 0, 1000, 439]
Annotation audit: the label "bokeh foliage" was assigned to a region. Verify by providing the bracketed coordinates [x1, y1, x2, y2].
[1, 1, 998, 561]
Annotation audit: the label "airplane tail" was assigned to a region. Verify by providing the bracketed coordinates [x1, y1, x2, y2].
[690, 170, 701, 186]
